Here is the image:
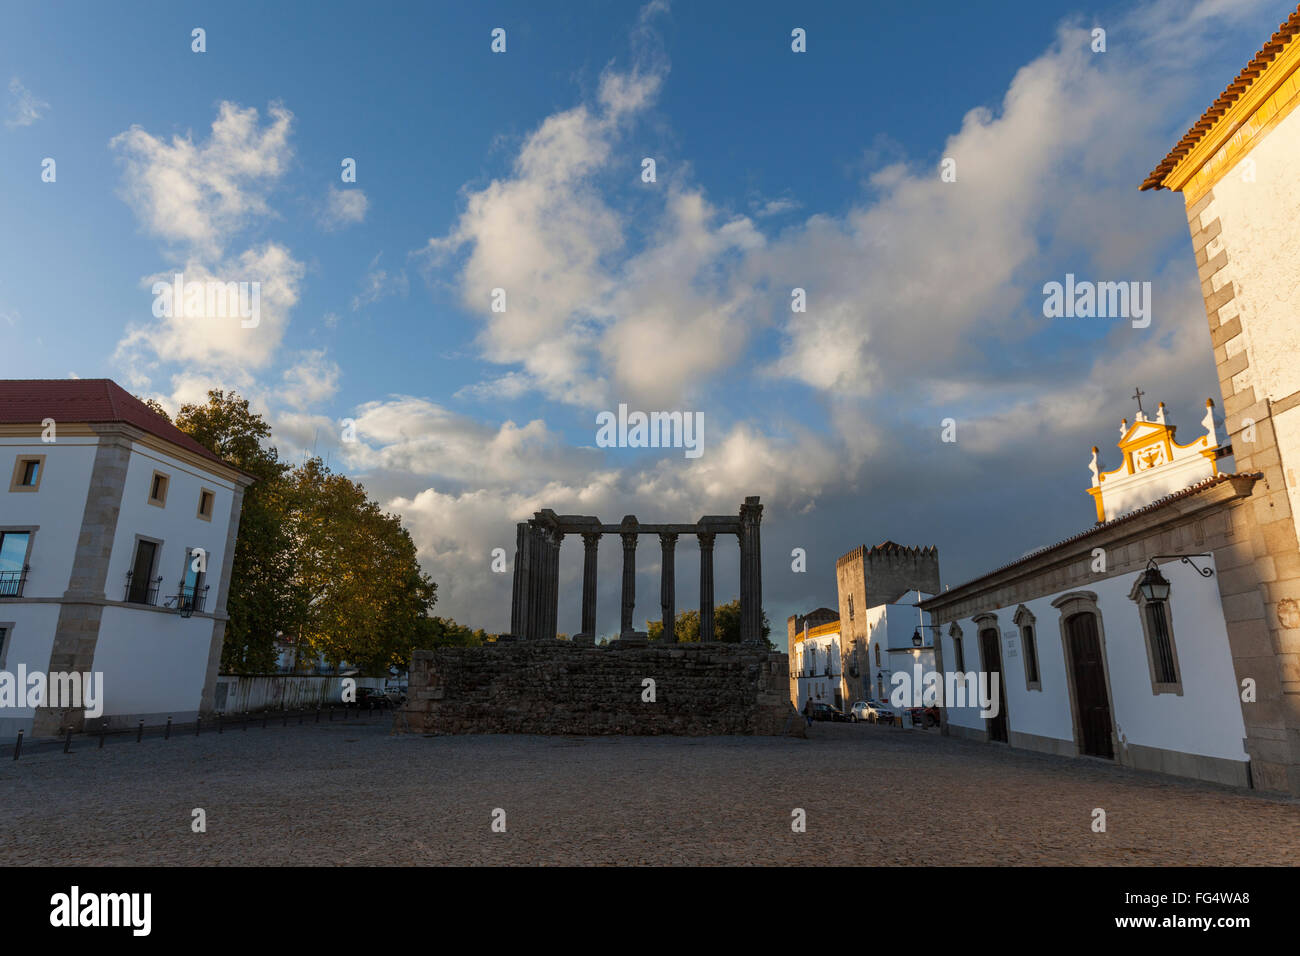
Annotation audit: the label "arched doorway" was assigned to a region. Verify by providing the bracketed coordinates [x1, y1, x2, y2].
[977, 622, 1009, 743]
[1063, 611, 1114, 759]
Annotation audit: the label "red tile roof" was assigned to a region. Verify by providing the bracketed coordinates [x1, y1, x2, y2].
[1141, 6, 1300, 190]
[0, 379, 248, 476]
[921, 472, 1261, 607]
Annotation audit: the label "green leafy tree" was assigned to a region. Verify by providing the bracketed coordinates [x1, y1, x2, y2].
[647, 601, 767, 643]
[174, 390, 292, 673]
[173, 390, 441, 674]
[284, 458, 437, 673]
[415, 616, 485, 648]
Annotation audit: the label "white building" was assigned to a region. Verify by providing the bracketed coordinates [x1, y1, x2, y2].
[861, 590, 939, 711]
[921, 399, 1256, 787]
[0, 380, 253, 737]
[790, 620, 844, 712]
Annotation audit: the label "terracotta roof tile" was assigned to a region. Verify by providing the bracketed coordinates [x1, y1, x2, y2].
[0, 379, 250, 477]
[1141, 6, 1300, 190]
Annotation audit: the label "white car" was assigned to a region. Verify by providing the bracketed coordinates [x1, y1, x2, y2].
[873, 700, 900, 724]
[851, 700, 895, 723]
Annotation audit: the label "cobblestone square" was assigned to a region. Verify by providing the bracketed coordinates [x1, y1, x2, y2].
[4, 720, 1299, 866]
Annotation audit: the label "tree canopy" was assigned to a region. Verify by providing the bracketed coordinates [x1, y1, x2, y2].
[172, 389, 441, 674]
[647, 599, 771, 645]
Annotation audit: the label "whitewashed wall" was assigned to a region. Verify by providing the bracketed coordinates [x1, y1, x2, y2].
[939, 556, 1246, 761]
[106, 442, 237, 605]
[0, 436, 98, 596]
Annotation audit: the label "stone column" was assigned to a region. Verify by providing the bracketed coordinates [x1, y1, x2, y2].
[659, 533, 678, 643]
[740, 496, 764, 643]
[528, 524, 544, 639]
[546, 529, 563, 640]
[698, 531, 715, 642]
[580, 532, 599, 638]
[510, 522, 530, 638]
[620, 525, 638, 635]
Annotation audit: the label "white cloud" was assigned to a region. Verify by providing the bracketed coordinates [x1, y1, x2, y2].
[6, 77, 48, 128]
[111, 102, 308, 386]
[319, 186, 368, 230]
[281, 349, 341, 410]
[111, 102, 293, 257]
[115, 244, 305, 375]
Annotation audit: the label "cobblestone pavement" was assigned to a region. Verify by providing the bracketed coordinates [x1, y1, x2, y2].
[4, 719, 1299, 865]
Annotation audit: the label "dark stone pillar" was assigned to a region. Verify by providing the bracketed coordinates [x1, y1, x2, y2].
[510, 522, 529, 638]
[528, 524, 544, 639]
[620, 520, 638, 635]
[546, 529, 563, 640]
[580, 532, 599, 639]
[739, 496, 764, 643]
[698, 531, 715, 642]
[659, 532, 678, 642]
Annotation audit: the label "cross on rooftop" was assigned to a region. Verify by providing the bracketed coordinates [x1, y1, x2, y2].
[1132, 386, 1146, 416]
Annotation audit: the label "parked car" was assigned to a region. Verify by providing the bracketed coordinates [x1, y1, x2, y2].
[869, 699, 900, 725]
[384, 686, 407, 707]
[850, 700, 879, 722]
[352, 687, 391, 709]
[808, 702, 852, 723]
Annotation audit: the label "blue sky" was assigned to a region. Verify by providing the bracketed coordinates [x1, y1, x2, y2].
[2, 0, 1293, 642]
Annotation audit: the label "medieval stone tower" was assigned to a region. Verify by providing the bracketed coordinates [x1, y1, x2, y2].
[834, 542, 940, 703]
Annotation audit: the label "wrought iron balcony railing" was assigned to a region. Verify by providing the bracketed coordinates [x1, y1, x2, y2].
[124, 572, 162, 606]
[174, 584, 210, 616]
[0, 566, 29, 598]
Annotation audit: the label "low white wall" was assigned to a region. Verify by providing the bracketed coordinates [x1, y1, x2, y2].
[212, 674, 388, 714]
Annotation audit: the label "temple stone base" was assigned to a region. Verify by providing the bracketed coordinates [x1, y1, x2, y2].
[399, 641, 801, 736]
[614, 630, 649, 647]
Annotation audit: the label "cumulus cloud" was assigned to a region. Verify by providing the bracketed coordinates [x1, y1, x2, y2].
[111, 102, 308, 390]
[111, 102, 294, 257]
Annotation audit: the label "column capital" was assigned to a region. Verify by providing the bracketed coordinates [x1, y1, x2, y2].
[697, 531, 716, 548]
[659, 531, 678, 548]
[582, 531, 601, 549]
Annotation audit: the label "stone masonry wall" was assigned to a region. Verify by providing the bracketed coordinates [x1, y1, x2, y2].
[398, 640, 802, 736]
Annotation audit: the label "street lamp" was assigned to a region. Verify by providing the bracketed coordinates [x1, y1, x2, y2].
[1137, 565, 1171, 602]
[912, 629, 923, 648]
[1139, 554, 1213, 602]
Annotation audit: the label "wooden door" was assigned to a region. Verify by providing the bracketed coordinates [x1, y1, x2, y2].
[979, 628, 1008, 742]
[1066, 613, 1113, 759]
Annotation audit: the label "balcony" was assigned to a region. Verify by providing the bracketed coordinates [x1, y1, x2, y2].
[124, 572, 162, 606]
[174, 584, 210, 616]
[0, 565, 29, 598]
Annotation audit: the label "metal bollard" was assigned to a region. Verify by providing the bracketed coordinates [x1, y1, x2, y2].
[243, 711, 249, 732]
[282, 709, 287, 727]
[262, 712, 268, 729]
[13, 729, 22, 760]
[315, 708, 321, 724]
[298, 710, 303, 725]
[218, 713, 223, 735]
[64, 729, 73, 754]
[329, 706, 334, 722]
[164, 716, 172, 740]
[137, 719, 144, 743]
[99, 730, 105, 749]
[195, 716, 202, 736]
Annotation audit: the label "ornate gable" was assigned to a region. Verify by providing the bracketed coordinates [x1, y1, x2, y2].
[1087, 399, 1223, 521]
